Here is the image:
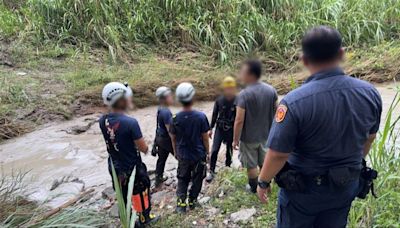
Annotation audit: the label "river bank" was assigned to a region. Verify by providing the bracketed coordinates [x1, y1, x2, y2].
[1, 82, 398, 205]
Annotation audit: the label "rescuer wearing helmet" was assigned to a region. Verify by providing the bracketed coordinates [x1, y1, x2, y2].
[205, 77, 237, 183]
[99, 82, 158, 226]
[169, 82, 210, 213]
[152, 86, 174, 187]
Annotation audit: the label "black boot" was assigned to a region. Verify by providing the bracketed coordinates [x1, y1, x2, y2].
[175, 198, 187, 214]
[136, 208, 159, 227]
[155, 175, 167, 187]
[205, 171, 215, 183]
[188, 197, 199, 210]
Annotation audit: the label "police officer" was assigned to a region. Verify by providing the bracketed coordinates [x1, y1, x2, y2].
[99, 82, 159, 226]
[256, 26, 382, 228]
[169, 82, 210, 213]
[206, 77, 237, 182]
[153, 86, 174, 187]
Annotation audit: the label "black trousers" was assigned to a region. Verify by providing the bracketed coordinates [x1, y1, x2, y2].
[210, 128, 233, 172]
[155, 136, 173, 177]
[176, 159, 207, 200]
[109, 160, 151, 207]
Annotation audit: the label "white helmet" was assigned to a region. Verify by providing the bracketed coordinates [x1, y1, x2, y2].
[176, 82, 195, 102]
[102, 82, 130, 106]
[155, 86, 171, 99]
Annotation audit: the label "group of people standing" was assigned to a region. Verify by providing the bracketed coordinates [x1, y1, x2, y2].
[99, 25, 382, 228]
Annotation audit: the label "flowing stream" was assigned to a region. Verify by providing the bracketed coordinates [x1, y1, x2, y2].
[0, 83, 398, 208]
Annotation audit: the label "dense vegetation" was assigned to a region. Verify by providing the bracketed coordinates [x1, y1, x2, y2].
[1, 0, 399, 65]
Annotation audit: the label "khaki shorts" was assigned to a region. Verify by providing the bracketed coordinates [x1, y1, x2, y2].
[239, 141, 267, 169]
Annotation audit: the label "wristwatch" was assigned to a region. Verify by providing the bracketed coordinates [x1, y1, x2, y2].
[258, 180, 271, 189]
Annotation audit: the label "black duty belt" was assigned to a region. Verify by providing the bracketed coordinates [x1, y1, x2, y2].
[276, 162, 362, 192]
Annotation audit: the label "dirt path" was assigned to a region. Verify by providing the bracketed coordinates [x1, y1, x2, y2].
[0, 83, 398, 208]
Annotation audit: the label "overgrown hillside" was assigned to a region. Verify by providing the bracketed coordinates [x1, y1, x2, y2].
[1, 0, 399, 65]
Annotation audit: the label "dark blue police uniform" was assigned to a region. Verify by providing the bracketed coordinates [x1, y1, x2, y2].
[170, 110, 210, 202]
[267, 68, 382, 228]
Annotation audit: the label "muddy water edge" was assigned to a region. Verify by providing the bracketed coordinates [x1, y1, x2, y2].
[0, 83, 398, 209]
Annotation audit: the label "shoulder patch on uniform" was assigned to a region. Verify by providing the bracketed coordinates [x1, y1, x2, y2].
[275, 104, 287, 123]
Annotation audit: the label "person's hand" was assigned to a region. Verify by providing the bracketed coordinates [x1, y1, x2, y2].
[208, 130, 213, 139]
[232, 140, 239, 150]
[257, 186, 271, 204]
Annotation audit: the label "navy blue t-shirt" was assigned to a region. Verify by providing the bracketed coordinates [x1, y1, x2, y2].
[170, 110, 210, 161]
[156, 107, 172, 138]
[99, 113, 143, 172]
[267, 68, 382, 174]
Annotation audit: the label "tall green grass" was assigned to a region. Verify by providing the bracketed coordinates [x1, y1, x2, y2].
[110, 161, 137, 228]
[348, 87, 400, 227]
[1, 0, 399, 64]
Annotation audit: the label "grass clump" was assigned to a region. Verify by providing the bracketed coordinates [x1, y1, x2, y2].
[110, 161, 137, 228]
[0, 169, 111, 227]
[348, 88, 400, 227]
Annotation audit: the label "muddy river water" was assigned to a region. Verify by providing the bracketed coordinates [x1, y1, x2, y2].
[0, 83, 398, 208]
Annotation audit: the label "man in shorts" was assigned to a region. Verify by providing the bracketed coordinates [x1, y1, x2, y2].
[233, 60, 278, 193]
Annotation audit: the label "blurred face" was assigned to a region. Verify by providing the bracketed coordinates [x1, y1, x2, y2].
[238, 64, 252, 85]
[223, 87, 236, 99]
[163, 93, 174, 106]
[301, 48, 344, 73]
[113, 97, 129, 111]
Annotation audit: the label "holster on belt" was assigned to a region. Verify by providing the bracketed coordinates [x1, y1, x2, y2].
[275, 162, 306, 192]
[357, 159, 378, 199]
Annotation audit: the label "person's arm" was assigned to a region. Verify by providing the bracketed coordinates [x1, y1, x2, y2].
[202, 132, 210, 161]
[201, 114, 211, 161]
[363, 134, 376, 157]
[257, 101, 298, 203]
[364, 89, 382, 158]
[168, 116, 178, 158]
[135, 138, 148, 154]
[210, 100, 219, 130]
[163, 111, 172, 143]
[170, 133, 177, 157]
[259, 149, 290, 182]
[131, 119, 148, 154]
[233, 107, 245, 150]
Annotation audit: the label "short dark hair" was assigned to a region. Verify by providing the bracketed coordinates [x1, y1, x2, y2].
[243, 59, 262, 79]
[180, 100, 193, 107]
[302, 26, 342, 63]
[112, 97, 127, 110]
